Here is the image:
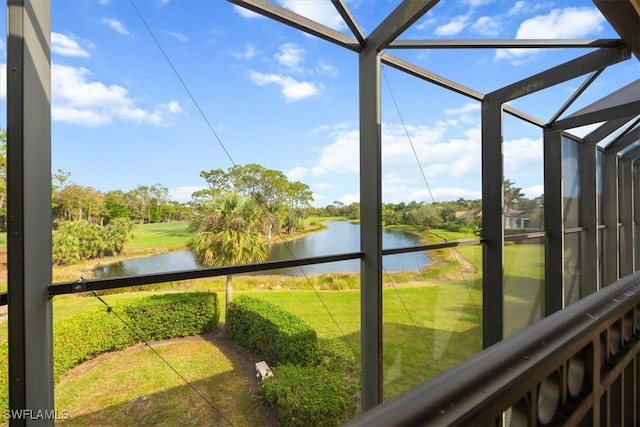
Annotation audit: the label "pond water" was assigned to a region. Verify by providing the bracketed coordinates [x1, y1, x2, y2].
[94, 221, 431, 278]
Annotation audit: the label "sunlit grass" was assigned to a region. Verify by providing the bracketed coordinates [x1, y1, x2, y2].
[55, 338, 262, 426]
[125, 221, 192, 250]
[0, 222, 547, 422]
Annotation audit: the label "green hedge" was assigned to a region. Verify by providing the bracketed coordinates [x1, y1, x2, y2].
[226, 295, 319, 366]
[260, 363, 358, 427]
[0, 292, 219, 414]
[54, 292, 219, 380]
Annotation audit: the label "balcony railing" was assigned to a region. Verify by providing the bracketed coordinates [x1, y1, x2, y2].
[345, 270, 640, 426]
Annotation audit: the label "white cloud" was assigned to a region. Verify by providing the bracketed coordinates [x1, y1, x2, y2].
[99, 0, 110, 5]
[51, 32, 91, 57]
[444, 102, 480, 125]
[444, 103, 480, 115]
[508, 1, 551, 17]
[496, 7, 605, 63]
[503, 137, 543, 177]
[275, 43, 306, 72]
[246, 70, 323, 102]
[234, 44, 260, 59]
[522, 184, 544, 199]
[167, 31, 188, 42]
[310, 121, 482, 197]
[314, 182, 332, 190]
[52, 64, 181, 126]
[471, 16, 501, 37]
[233, 5, 264, 19]
[317, 60, 338, 77]
[515, 7, 604, 38]
[278, 0, 345, 31]
[170, 186, 205, 202]
[435, 15, 469, 37]
[287, 167, 309, 181]
[101, 18, 130, 35]
[464, 0, 494, 6]
[339, 193, 359, 205]
[312, 128, 360, 175]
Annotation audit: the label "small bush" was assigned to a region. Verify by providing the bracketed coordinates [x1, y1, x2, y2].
[54, 307, 132, 380]
[226, 296, 319, 365]
[120, 292, 219, 341]
[260, 363, 358, 427]
[54, 292, 219, 381]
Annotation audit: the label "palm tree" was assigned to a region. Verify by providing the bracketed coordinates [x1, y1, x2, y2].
[187, 192, 267, 307]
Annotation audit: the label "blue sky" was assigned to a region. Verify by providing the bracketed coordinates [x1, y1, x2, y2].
[0, 0, 637, 206]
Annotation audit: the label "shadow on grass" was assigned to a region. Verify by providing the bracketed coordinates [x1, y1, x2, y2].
[60, 371, 255, 427]
[57, 330, 279, 427]
[504, 275, 544, 338]
[332, 316, 483, 402]
[381, 321, 482, 401]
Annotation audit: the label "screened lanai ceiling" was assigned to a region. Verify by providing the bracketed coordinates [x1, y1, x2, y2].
[231, 0, 640, 159]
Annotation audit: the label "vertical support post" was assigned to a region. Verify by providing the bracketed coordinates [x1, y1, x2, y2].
[7, 0, 53, 424]
[543, 129, 564, 314]
[580, 141, 598, 295]
[634, 160, 639, 272]
[602, 151, 619, 284]
[481, 101, 503, 348]
[618, 158, 633, 276]
[359, 50, 382, 409]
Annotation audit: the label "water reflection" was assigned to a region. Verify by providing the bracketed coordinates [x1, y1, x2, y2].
[94, 221, 431, 278]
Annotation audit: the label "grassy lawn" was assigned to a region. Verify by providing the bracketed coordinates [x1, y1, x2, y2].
[0, 223, 547, 423]
[55, 336, 263, 426]
[45, 276, 484, 412]
[125, 221, 192, 251]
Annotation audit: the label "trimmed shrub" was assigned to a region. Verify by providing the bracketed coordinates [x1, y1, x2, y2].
[54, 307, 132, 380]
[260, 363, 358, 427]
[54, 292, 219, 381]
[0, 292, 219, 415]
[226, 295, 319, 365]
[120, 292, 219, 341]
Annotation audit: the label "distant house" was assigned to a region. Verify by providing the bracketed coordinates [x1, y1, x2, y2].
[504, 210, 532, 229]
[455, 206, 541, 230]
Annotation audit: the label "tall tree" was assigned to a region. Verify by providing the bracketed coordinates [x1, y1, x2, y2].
[504, 178, 524, 214]
[187, 192, 267, 307]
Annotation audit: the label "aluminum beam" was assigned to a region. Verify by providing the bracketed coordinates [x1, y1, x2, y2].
[359, 51, 383, 410]
[366, 0, 439, 52]
[584, 116, 636, 145]
[543, 130, 565, 314]
[593, 0, 640, 60]
[227, 0, 361, 52]
[634, 161, 640, 271]
[548, 69, 603, 124]
[381, 53, 483, 101]
[550, 80, 640, 131]
[606, 126, 640, 153]
[623, 144, 640, 160]
[380, 54, 546, 127]
[619, 158, 634, 276]
[550, 104, 639, 131]
[580, 137, 599, 295]
[486, 46, 631, 103]
[481, 101, 503, 347]
[602, 151, 620, 284]
[331, 0, 365, 46]
[7, 0, 53, 424]
[388, 39, 624, 49]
